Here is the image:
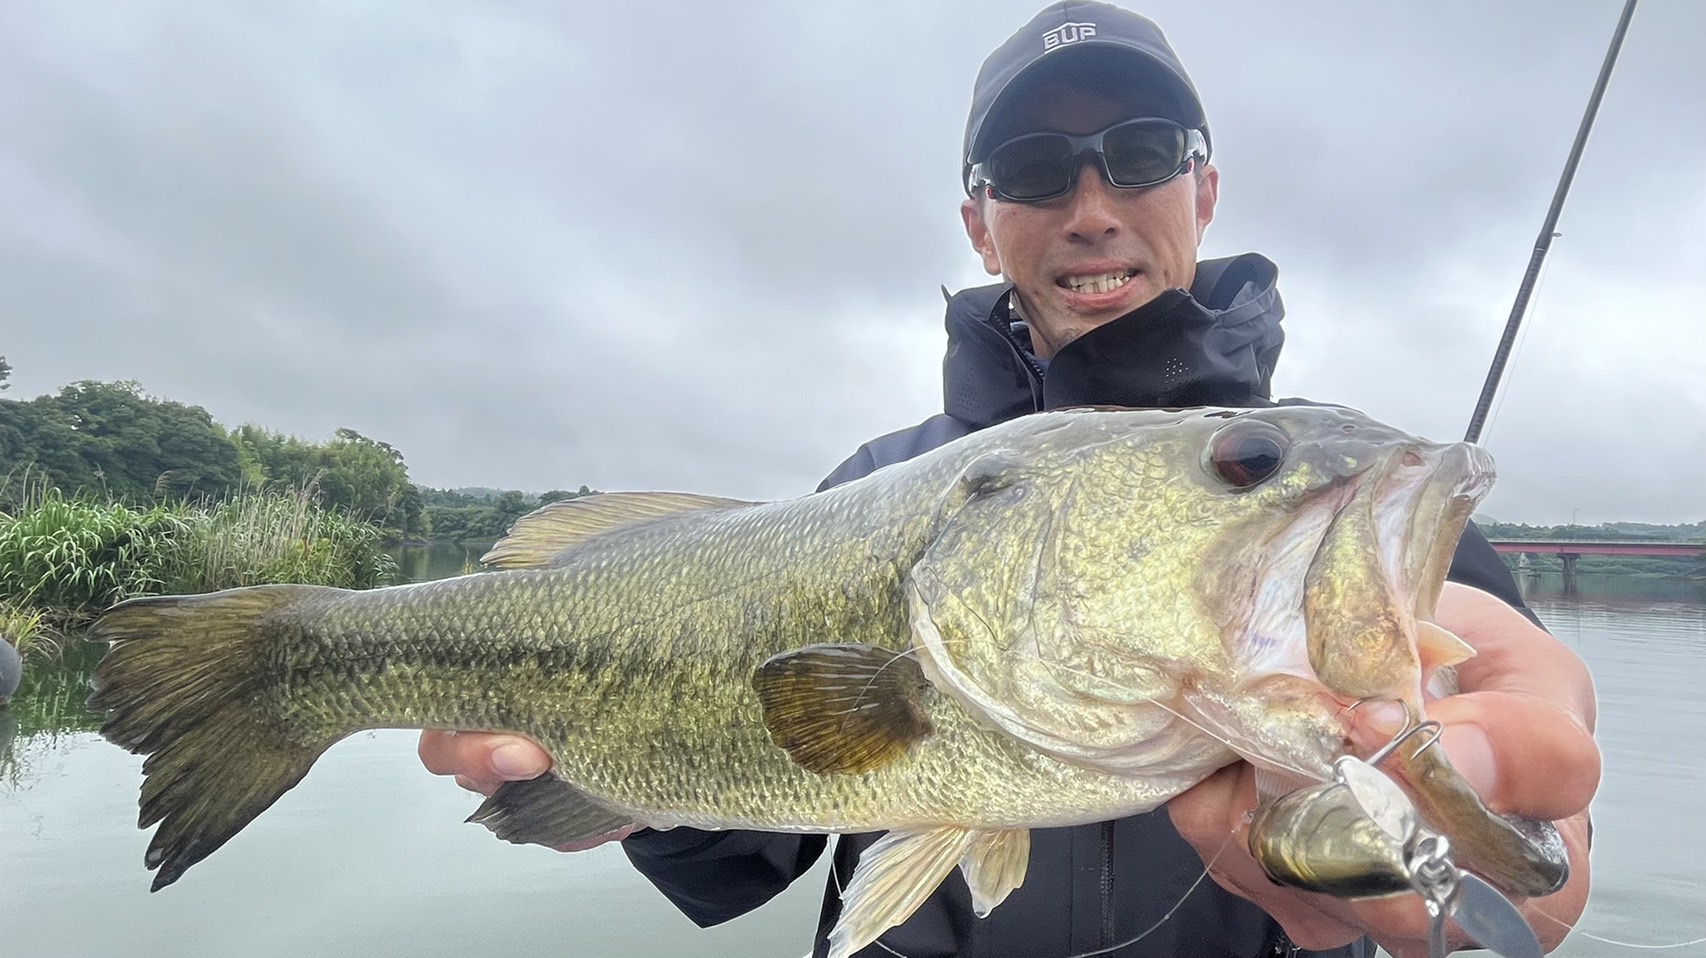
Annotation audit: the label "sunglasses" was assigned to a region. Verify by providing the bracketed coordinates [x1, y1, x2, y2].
[967, 118, 1207, 203]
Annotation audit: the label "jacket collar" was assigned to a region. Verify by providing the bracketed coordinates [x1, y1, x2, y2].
[941, 252, 1285, 426]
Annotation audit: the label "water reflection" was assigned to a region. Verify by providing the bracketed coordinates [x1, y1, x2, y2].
[389, 541, 492, 584]
[1516, 570, 1706, 606]
[3, 570, 1700, 956]
[0, 638, 104, 787]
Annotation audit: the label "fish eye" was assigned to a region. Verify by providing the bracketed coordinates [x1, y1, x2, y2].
[1209, 421, 1291, 488]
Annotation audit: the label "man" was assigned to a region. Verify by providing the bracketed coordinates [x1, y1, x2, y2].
[421, 3, 1598, 955]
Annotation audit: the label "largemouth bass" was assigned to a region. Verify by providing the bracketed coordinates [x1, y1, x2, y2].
[88, 405, 1565, 957]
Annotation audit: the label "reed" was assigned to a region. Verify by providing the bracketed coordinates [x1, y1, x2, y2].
[0, 600, 60, 663]
[0, 479, 397, 663]
[0, 482, 186, 614]
[171, 483, 397, 593]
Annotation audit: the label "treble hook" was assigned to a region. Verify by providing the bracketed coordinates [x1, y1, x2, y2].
[1349, 699, 1445, 766]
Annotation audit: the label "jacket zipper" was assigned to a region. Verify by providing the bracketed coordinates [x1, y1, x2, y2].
[1269, 930, 1302, 957]
[1100, 821, 1115, 950]
[987, 294, 1048, 389]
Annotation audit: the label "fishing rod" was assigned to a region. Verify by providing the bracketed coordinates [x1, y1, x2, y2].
[1463, 0, 1639, 445]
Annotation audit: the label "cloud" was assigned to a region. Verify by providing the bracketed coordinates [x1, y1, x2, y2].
[2, 0, 1700, 523]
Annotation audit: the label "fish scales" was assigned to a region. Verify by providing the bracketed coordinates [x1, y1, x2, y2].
[231, 414, 1186, 831]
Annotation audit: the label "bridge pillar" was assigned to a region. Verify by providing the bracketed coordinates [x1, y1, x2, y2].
[1561, 553, 1579, 595]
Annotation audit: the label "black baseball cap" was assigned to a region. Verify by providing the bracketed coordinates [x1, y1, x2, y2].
[962, 1, 1210, 196]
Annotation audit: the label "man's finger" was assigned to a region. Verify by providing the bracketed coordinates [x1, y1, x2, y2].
[1426, 584, 1601, 819]
[417, 730, 553, 780]
[1436, 583, 1597, 727]
[1430, 695, 1600, 821]
[454, 774, 497, 796]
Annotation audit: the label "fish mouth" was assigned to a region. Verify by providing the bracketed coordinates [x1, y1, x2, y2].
[1301, 440, 1494, 704]
[1286, 441, 1570, 900]
[1380, 442, 1495, 637]
[1366, 443, 1570, 900]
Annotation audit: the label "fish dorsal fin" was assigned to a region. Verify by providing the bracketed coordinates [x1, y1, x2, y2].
[751, 643, 934, 775]
[958, 828, 1030, 917]
[481, 492, 755, 569]
[830, 827, 978, 958]
[466, 772, 637, 847]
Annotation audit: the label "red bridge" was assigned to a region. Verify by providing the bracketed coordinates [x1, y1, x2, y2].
[1486, 539, 1703, 593]
[1487, 540, 1704, 558]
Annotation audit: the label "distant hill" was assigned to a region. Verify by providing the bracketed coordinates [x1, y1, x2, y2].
[1475, 518, 1704, 542]
[445, 487, 510, 500]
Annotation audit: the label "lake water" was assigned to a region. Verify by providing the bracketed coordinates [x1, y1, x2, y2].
[1, 572, 1701, 957]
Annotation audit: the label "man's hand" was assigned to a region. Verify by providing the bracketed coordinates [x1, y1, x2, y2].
[1168, 583, 1600, 956]
[417, 731, 639, 851]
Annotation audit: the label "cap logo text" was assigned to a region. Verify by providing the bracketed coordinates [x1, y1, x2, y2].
[1041, 22, 1096, 51]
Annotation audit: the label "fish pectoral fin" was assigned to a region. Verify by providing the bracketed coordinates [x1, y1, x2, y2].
[481, 492, 757, 568]
[751, 643, 934, 775]
[959, 828, 1030, 917]
[466, 773, 637, 847]
[830, 827, 978, 958]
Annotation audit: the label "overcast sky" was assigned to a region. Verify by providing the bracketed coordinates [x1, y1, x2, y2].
[1, 0, 1701, 525]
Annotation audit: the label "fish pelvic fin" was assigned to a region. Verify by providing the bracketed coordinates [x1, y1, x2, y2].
[752, 643, 934, 775]
[830, 827, 979, 958]
[87, 585, 345, 891]
[959, 828, 1030, 917]
[466, 773, 637, 847]
[481, 492, 756, 569]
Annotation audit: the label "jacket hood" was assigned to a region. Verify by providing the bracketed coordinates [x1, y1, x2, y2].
[941, 252, 1285, 426]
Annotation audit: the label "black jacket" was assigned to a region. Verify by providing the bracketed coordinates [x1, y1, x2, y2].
[624, 253, 1534, 957]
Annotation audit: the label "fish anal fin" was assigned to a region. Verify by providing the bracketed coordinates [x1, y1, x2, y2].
[751, 643, 933, 775]
[829, 827, 977, 958]
[466, 773, 637, 847]
[481, 492, 756, 569]
[959, 828, 1030, 917]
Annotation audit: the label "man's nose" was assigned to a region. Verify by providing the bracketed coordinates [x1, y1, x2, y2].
[1062, 153, 1121, 239]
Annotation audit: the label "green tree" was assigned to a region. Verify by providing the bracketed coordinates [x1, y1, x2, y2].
[228, 424, 426, 538]
[316, 428, 413, 532]
[538, 485, 594, 505]
[49, 381, 242, 500]
[0, 381, 240, 501]
[0, 354, 11, 391]
[229, 424, 323, 492]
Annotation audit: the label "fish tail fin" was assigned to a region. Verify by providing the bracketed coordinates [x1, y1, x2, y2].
[88, 585, 345, 891]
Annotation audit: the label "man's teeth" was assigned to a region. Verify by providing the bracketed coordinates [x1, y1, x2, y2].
[1062, 271, 1135, 294]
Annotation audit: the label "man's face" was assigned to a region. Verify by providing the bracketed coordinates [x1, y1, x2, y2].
[961, 80, 1219, 360]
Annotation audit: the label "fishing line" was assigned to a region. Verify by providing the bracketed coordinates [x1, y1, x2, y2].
[1133, 691, 1323, 783]
[829, 825, 1237, 958]
[1479, 249, 1556, 446]
[1050, 830, 1234, 958]
[1530, 905, 1706, 951]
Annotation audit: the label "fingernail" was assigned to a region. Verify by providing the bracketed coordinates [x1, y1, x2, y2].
[1441, 723, 1498, 800]
[492, 742, 547, 778]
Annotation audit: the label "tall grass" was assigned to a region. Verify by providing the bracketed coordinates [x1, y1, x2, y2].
[0, 477, 397, 663]
[166, 484, 396, 593]
[0, 600, 58, 663]
[0, 484, 188, 614]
